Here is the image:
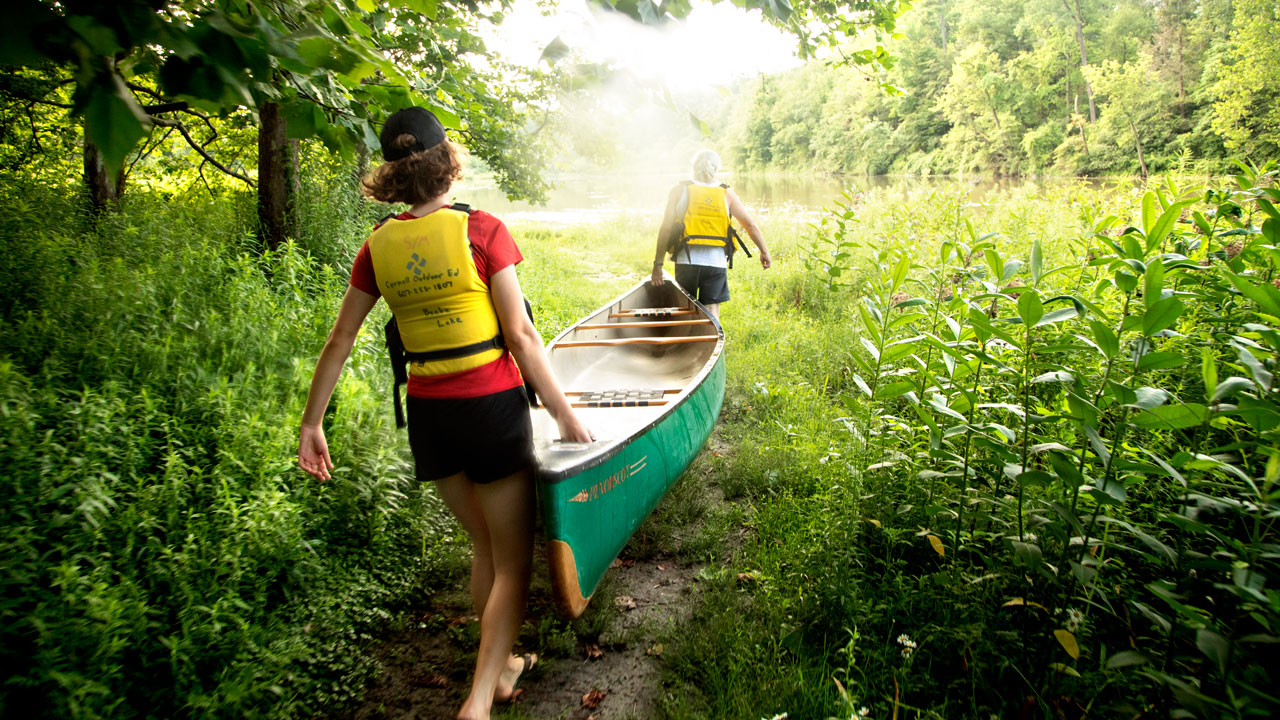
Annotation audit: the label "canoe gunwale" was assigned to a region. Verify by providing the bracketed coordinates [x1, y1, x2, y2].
[535, 276, 725, 485]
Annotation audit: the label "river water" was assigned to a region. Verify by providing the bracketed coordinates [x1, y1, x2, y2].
[453, 173, 1073, 223]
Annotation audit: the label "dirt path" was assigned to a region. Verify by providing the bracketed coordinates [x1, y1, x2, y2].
[331, 540, 705, 720]
[332, 431, 736, 720]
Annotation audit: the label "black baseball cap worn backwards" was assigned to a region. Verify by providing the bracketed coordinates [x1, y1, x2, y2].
[379, 107, 446, 161]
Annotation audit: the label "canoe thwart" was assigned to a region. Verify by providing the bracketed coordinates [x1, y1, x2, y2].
[609, 307, 696, 318]
[576, 319, 714, 330]
[553, 336, 717, 348]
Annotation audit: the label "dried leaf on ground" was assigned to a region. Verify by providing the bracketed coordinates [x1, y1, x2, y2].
[582, 689, 607, 709]
[614, 595, 637, 611]
[583, 643, 603, 660]
[646, 643, 664, 656]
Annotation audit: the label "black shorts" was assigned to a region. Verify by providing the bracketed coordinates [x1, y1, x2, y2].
[675, 264, 730, 304]
[406, 386, 535, 483]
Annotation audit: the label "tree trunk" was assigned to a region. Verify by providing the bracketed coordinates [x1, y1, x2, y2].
[939, 11, 948, 51]
[257, 101, 295, 250]
[1064, 0, 1097, 123]
[1075, 95, 1091, 157]
[1127, 115, 1148, 178]
[1176, 0, 1186, 118]
[84, 138, 124, 215]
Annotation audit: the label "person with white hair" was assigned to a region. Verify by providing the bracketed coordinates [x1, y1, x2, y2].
[651, 149, 771, 317]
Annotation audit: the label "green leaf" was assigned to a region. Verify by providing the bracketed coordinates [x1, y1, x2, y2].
[891, 253, 910, 294]
[850, 373, 872, 398]
[1258, 197, 1280, 221]
[1211, 376, 1255, 403]
[1030, 240, 1043, 286]
[1192, 211, 1212, 236]
[1124, 386, 1170, 410]
[1035, 306, 1078, 327]
[1196, 630, 1230, 676]
[1137, 351, 1185, 371]
[1017, 291, 1043, 327]
[1264, 218, 1279, 245]
[874, 381, 915, 401]
[1234, 344, 1273, 390]
[1223, 271, 1280, 318]
[1144, 257, 1165, 306]
[1033, 370, 1074, 384]
[1201, 347, 1218, 400]
[83, 72, 152, 174]
[1090, 320, 1119, 358]
[927, 394, 967, 422]
[1141, 297, 1183, 336]
[859, 337, 880, 362]
[1107, 650, 1147, 669]
[1147, 201, 1196, 250]
[1131, 404, 1208, 430]
[1141, 191, 1158, 236]
[1001, 259, 1024, 282]
[1011, 540, 1043, 569]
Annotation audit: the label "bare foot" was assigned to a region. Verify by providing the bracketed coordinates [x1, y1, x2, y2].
[494, 653, 537, 703]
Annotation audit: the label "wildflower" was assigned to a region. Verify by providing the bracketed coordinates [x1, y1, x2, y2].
[1225, 240, 1244, 259]
[890, 292, 910, 308]
[1065, 607, 1085, 633]
[901, 646, 914, 659]
[896, 633, 916, 648]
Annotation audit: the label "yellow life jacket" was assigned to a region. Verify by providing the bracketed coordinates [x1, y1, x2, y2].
[369, 205, 504, 380]
[680, 183, 731, 250]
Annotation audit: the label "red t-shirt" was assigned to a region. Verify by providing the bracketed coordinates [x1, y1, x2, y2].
[350, 208, 525, 399]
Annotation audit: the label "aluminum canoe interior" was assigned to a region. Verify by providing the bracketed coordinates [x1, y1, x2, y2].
[531, 275, 724, 480]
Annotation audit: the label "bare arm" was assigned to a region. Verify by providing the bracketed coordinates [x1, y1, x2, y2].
[728, 190, 772, 270]
[652, 185, 684, 286]
[299, 285, 380, 480]
[490, 265, 593, 443]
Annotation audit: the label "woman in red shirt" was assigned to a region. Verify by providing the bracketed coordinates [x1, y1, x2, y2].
[298, 107, 591, 720]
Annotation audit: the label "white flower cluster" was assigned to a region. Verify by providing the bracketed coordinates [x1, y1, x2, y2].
[1065, 607, 1085, 633]
[897, 633, 918, 659]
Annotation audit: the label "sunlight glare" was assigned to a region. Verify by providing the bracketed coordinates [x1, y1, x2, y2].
[484, 0, 801, 93]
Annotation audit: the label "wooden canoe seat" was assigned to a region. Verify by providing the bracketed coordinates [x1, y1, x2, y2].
[610, 307, 697, 319]
[553, 336, 718, 348]
[576, 319, 714, 330]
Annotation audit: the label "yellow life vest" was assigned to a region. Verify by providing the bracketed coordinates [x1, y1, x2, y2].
[681, 183, 731, 249]
[368, 206, 504, 379]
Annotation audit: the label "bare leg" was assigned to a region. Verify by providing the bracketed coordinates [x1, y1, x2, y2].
[454, 468, 536, 720]
[704, 302, 720, 318]
[434, 473, 494, 618]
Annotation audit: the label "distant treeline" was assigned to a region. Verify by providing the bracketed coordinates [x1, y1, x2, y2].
[719, 0, 1279, 176]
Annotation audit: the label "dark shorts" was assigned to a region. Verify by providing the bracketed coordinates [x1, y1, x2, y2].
[406, 386, 535, 483]
[675, 264, 730, 304]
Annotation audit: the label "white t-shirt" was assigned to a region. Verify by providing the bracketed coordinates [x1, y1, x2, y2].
[673, 180, 730, 269]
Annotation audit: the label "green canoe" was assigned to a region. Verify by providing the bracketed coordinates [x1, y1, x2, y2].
[531, 276, 726, 618]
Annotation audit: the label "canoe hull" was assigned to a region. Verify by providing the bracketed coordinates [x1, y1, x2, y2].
[534, 279, 725, 618]
[538, 352, 724, 616]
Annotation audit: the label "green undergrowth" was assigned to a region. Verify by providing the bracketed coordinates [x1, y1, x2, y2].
[0, 174, 457, 718]
[654, 167, 1280, 720]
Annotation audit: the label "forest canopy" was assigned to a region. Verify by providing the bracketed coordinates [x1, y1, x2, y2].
[718, 0, 1280, 177]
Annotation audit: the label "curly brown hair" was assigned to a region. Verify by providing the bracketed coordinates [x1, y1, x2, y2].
[361, 134, 463, 205]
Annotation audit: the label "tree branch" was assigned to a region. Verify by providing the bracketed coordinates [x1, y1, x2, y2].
[151, 116, 255, 188]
